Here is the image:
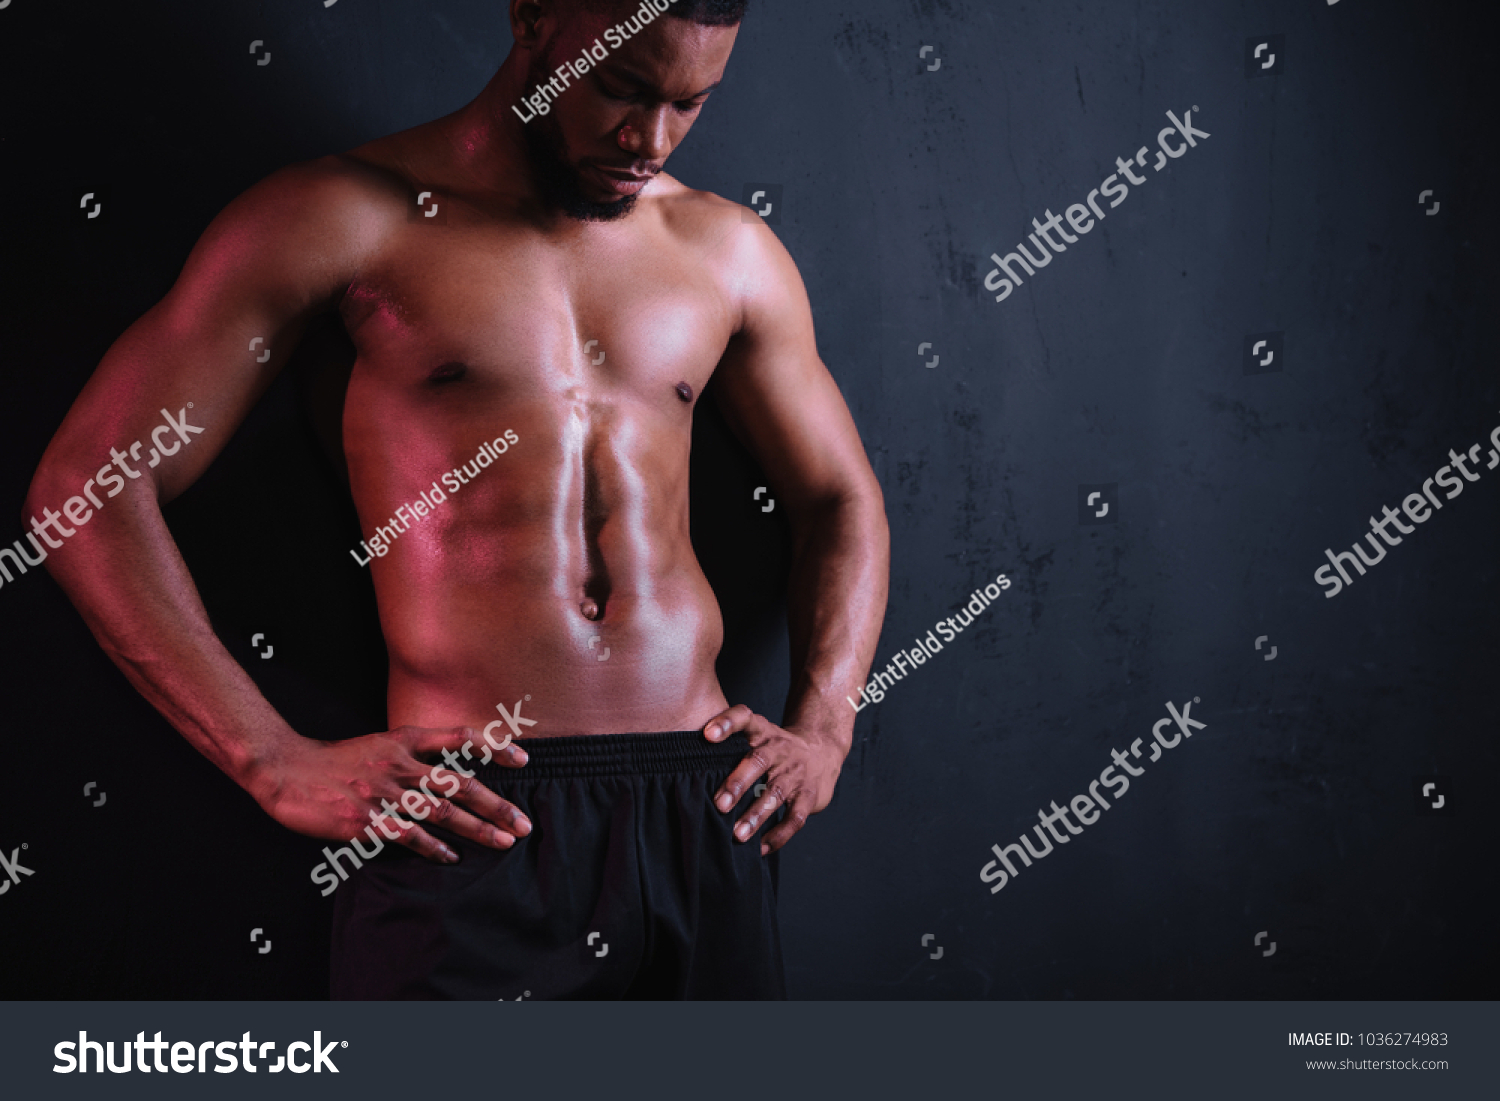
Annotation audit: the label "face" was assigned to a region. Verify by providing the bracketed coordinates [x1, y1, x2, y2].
[516, 2, 739, 221]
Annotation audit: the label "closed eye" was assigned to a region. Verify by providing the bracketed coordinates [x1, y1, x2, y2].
[596, 73, 714, 113]
[596, 76, 638, 103]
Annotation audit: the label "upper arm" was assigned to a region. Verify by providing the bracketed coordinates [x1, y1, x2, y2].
[32, 157, 385, 504]
[710, 214, 879, 519]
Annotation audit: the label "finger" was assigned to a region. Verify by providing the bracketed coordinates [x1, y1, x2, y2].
[732, 781, 786, 843]
[475, 721, 531, 768]
[386, 818, 461, 865]
[417, 796, 518, 851]
[759, 794, 811, 855]
[439, 768, 533, 838]
[714, 746, 772, 814]
[703, 704, 757, 742]
[402, 725, 480, 758]
[498, 740, 529, 768]
[405, 725, 530, 768]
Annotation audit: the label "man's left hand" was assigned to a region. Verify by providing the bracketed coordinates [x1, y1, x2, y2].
[703, 705, 847, 855]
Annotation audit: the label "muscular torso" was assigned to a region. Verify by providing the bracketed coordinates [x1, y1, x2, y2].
[334, 136, 741, 737]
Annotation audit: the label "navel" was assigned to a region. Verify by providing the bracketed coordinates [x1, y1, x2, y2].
[427, 361, 468, 384]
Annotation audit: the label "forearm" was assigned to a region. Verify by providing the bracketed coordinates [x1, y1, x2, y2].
[781, 486, 889, 750]
[23, 471, 305, 802]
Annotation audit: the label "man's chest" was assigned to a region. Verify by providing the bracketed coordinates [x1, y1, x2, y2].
[339, 223, 738, 401]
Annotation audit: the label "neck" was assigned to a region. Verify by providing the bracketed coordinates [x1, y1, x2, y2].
[441, 52, 545, 199]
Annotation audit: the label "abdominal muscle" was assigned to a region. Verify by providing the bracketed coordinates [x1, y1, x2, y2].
[349, 394, 730, 739]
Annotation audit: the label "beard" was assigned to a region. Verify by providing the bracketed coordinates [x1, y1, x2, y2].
[522, 54, 639, 223]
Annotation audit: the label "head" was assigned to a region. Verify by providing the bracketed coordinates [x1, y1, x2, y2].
[507, 0, 746, 221]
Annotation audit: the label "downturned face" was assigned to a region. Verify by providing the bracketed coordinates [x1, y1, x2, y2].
[520, 2, 738, 220]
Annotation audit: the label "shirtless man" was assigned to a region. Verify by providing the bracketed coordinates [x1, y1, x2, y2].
[24, 0, 888, 999]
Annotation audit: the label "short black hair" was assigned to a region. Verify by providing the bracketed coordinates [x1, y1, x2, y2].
[666, 0, 748, 25]
[577, 0, 748, 27]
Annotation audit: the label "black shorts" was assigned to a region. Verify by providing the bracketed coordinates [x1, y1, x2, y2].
[329, 730, 786, 1000]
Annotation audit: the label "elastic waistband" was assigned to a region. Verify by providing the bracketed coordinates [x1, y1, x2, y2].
[474, 730, 749, 782]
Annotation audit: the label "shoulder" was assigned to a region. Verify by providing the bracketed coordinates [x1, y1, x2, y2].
[649, 175, 806, 311]
[256, 146, 415, 232]
[224, 114, 465, 247]
[191, 150, 411, 275]
[155, 149, 426, 322]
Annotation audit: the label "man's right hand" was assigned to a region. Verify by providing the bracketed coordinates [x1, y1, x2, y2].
[250, 726, 532, 864]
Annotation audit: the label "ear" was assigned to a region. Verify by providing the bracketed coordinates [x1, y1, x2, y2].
[509, 0, 552, 50]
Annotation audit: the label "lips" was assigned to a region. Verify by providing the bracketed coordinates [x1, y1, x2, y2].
[590, 164, 655, 195]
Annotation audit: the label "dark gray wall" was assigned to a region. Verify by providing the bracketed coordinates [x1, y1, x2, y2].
[0, 0, 1494, 999]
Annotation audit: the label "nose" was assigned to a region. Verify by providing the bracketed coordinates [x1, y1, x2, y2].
[617, 107, 671, 163]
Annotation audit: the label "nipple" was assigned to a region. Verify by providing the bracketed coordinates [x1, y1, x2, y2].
[675, 381, 693, 403]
